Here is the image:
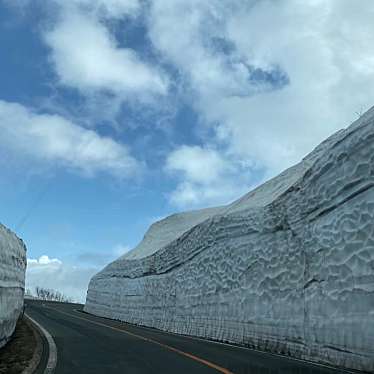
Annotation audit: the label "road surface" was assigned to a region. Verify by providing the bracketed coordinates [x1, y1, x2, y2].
[25, 300, 346, 374]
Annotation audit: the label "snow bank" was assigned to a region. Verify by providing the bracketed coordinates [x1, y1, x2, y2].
[85, 106, 374, 372]
[0, 224, 26, 349]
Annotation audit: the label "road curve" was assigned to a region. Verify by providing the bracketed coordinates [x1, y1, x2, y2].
[25, 300, 346, 374]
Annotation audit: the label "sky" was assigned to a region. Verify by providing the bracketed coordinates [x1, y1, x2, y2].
[1, 0, 374, 302]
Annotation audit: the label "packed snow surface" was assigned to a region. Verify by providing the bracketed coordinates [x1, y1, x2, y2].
[0, 224, 26, 348]
[123, 207, 222, 260]
[85, 106, 374, 372]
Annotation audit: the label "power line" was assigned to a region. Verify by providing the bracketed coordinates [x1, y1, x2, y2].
[15, 178, 54, 233]
[14, 133, 97, 234]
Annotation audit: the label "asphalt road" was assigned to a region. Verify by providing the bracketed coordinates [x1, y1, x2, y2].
[25, 300, 346, 374]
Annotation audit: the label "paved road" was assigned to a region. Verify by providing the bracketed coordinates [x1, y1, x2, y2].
[25, 300, 346, 374]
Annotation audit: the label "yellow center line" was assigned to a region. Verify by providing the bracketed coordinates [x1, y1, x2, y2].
[45, 306, 234, 374]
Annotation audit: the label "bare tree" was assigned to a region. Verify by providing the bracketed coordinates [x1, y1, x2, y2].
[34, 286, 72, 302]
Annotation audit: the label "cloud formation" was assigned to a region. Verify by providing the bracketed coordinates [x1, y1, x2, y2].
[149, 0, 374, 206]
[166, 145, 250, 207]
[44, 4, 168, 97]
[0, 100, 139, 178]
[26, 255, 96, 302]
[4, 0, 374, 209]
[66, 0, 141, 19]
[26, 244, 131, 302]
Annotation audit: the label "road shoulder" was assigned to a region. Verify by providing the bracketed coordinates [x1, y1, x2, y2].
[25, 313, 57, 374]
[0, 315, 41, 374]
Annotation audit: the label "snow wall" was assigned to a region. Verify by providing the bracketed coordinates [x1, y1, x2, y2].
[0, 224, 26, 349]
[85, 107, 374, 372]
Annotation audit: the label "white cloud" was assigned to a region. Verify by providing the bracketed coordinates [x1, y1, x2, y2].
[150, 0, 374, 205]
[26, 255, 97, 303]
[215, 0, 374, 171]
[26, 244, 131, 302]
[5, 0, 140, 17]
[166, 145, 250, 207]
[44, 6, 168, 97]
[148, 1, 253, 99]
[66, 0, 141, 19]
[4, 0, 374, 209]
[166, 145, 231, 184]
[28, 255, 62, 266]
[0, 100, 139, 178]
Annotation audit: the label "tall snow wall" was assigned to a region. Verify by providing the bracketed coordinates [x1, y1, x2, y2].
[85, 107, 374, 372]
[0, 224, 27, 349]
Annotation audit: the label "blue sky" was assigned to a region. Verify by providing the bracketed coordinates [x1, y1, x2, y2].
[1, 0, 374, 301]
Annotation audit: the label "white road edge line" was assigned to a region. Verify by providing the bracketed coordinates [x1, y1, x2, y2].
[25, 313, 58, 374]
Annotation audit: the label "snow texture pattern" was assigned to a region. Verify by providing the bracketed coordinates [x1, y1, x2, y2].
[85, 106, 374, 372]
[0, 224, 26, 349]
